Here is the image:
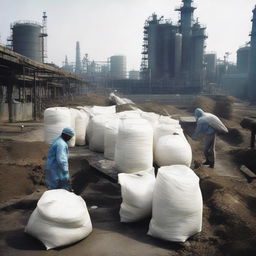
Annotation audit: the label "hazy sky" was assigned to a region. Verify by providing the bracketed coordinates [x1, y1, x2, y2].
[0, 0, 255, 71]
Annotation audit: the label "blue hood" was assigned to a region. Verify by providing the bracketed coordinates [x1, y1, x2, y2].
[194, 108, 205, 119]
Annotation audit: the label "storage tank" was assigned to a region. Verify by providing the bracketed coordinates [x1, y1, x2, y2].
[110, 55, 127, 79]
[12, 22, 43, 62]
[205, 53, 217, 82]
[237, 46, 250, 74]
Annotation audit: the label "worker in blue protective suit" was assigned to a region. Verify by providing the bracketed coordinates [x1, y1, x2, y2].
[192, 108, 216, 168]
[45, 127, 75, 191]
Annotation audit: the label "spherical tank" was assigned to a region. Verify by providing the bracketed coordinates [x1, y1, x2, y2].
[12, 22, 42, 62]
[237, 46, 250, 74]
[110, 55, 127, 79]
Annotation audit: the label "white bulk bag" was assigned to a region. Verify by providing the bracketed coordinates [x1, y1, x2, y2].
[155, 134, 192, 167]
[91, 105, 116, 116]
[44, 107, 72, 144]
[68, 108, 80, 147]
[140, 111, 160, 128]
[153, 123, 183, 149]
[117, 110, 142, 119]
[115, 118, 153, 173]
[89, 114, 114, 152]
[158, 115, 180, 125]
[25, 189, 92, 250]
[148, 165, 203, 242]
[118, 168, 155, 222]
[75, 110, 89, 146]
[104, 118, 119, 160]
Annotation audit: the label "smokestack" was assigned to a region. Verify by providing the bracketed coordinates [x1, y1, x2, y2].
[75, 41, 81, 74]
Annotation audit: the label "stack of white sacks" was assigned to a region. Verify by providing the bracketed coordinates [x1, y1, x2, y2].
[43, 99, 202, 243]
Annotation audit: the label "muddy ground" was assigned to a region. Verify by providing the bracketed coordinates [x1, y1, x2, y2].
[0, 93, 256, 256]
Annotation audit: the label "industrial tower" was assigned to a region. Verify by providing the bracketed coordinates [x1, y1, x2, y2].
[249, 6, 256, 100]
[75, 41, 81, 74]
[140, 0, 207, 92]
[176, 0, 196, 72]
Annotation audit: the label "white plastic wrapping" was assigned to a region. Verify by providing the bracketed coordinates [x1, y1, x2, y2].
[118, 168, 155, 222]
[44, 107, 72, 144]
[25, 189, 92, 250]
[104, 118, 119, 160]
[148, 165, 203, 242]
[115, 118, 153, 173]
[155, 134, 192, 167]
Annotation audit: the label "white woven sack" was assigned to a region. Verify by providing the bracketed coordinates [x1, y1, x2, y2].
[140, 112, 160, 128]
[104, 118, 119, 160]
[25, 189, 92, 250]
[75, 110, 89, 146]
[155, 134, 192, 167]
[44, 107, 72, 144]
[148, 165, 203, 242]
[199, 113, 228, 134]
[116, 110, 141, 119]
[153, 124, 183, 152]
[89, 114, 115, 152]
[158, 115, 180, 125]
[91, 105, 116, 115]
[118, 168, 155, 222]
[115, 118, 153, 173]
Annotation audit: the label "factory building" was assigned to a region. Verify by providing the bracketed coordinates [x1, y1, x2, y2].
[237, 46, 250, 74]
[248, 6, 256, 100]
[205, 53, 217, 82]
[141, 0, 207, 92]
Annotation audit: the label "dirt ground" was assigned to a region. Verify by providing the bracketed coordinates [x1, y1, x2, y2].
[0, 93, 256, 256]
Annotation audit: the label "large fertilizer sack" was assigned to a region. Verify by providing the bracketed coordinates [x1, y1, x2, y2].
[116, 110, 141, 119]
[155, 134, 192, 167]
[140, 111, 160, 128]
[44, 107, 72, 144]
[89, 114, 115, 153]
[91, 105, 116, 115]
[148, 165, 203, 242]
[68, 108, 81, 147]
[118, 168, 155, 222]
[25, 189, 92, 250]
[158, 115, 180, 125]
[199, 113, 228, 134]
[153, 124, 184, 150]
[104, 118, 119, 160]
[75, 110, 89, 146]
[115, 118, 153, 173]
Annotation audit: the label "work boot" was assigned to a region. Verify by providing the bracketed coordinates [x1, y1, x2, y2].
[209, 163, 215, 168]
[203, 161, 210, 165]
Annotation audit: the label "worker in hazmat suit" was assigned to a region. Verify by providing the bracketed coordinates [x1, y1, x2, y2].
[192, 108, 228, 168]
[45, 127, 75, 191]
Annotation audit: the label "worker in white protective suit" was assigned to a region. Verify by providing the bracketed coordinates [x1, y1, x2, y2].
[192, 108, 228, 168]
[45, 127, 75, 191]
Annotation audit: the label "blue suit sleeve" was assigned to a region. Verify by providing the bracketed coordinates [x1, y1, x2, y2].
[192, 123, 203, 139]
[56, 144, 69, 173]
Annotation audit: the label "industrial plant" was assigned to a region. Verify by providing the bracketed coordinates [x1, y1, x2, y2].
[1, 0, 256, 123]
